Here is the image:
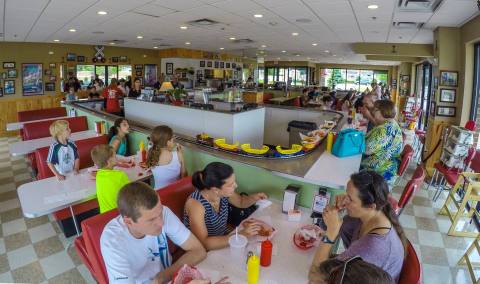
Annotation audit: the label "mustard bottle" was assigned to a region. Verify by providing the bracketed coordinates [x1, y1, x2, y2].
[326, 132, 334, 152]
[247, 253, 260, 284]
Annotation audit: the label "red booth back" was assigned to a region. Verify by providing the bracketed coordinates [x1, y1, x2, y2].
[23, 116, 88, 141]
[17, 107, 66, 122]
[398, 241, 422, 284]
[397, 144, 414, 176]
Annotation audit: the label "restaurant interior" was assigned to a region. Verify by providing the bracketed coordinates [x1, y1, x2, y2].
[1, 0, 480, 283]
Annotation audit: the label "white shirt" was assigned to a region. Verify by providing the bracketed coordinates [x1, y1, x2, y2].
[100, 206, 191, 284]
[152, 151, 181, 189]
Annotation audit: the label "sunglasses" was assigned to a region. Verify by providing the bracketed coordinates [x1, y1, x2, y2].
[339, 255, 363, 283]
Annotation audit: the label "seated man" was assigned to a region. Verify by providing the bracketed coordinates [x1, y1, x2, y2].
[100, 181, 207, 283]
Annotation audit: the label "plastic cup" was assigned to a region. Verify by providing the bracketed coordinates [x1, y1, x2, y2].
[229, 234, 248, 266]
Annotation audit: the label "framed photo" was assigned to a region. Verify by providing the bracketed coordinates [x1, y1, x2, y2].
[49, 76, 56, 82]
[0, 87, 3, 97]
[45, 82, 55, 92]
[135, 64, 143, 71]
[166, 63, 173, 75]
[220, 62, 224, 68]
[66, 53, 76, 61]
[49, 63, 56, 68]
[135, 70, 142, 77]
[232, 63, 236, 68]
[207, 61, 212, 68]
[4, 80, 15, 94]
[119, 56, 127, 62]
[3, 62, 15, 68]
[144, 64, 157, 87]
[436, 106, 456, 117]
[226, 62, 231, 68]
[200, 61, 205, 67]
[214, 61, 219, 68]
[430, 101, 436, 117]
[44, 69, 52, 76]
[401, 75, 409, 82]
[22, 63, 43, 96]
[440, 70, 458, 87]
[77, 56, 85, 62]
[7, 69, 17, 78]
[439, 88, 456, 103]
[1, 72, 6, 79]
[112, 57, 119, 63]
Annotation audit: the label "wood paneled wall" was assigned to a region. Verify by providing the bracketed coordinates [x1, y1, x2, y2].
[0, 94, 64, 137]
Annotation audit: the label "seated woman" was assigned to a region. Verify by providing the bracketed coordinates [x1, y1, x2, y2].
[361, 100, 402, 185]
[320, 95, 334, 110]
[184, 162, 267, 250]
[311, 171, 406, 282]
[146, 125, 186, 189]
[309, 256, 394, 284]
[108, 118, 129, 156]
[88, 86, 101, 99]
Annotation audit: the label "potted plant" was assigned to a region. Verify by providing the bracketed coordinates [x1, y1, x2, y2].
[169, 89, 187, 106]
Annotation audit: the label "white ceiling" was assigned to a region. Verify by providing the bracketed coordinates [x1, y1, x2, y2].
[0, 0, 478, 65]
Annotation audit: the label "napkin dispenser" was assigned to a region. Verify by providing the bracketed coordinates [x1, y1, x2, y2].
[311, 187, 331, 230]
[282, 185, 300, 213]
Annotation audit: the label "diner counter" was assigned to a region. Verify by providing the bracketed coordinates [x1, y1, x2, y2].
[65, 101, 361, 189]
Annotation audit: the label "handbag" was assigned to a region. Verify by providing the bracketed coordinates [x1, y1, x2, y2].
[332, 128, 365, 158]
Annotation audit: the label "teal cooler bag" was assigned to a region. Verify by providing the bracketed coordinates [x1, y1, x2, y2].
[332, 129, 365, 157]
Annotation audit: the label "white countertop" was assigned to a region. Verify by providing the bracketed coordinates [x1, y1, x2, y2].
[9, 130, 99, 156]
[197, 201, 315, 284]
[17, 158, 151, 218]
[6, 116, 69, 131]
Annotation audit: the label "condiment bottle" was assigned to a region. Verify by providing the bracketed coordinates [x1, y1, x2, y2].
[247, 253, 260, 284]
[139, 141, 147, 163]
[260, 240, 272, 267]
[326, 132, 334, 152]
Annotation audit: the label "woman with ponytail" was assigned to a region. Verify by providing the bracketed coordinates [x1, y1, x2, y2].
[146, 125, 186, 189]
[311, 170, 406, 283]
[108, 118, 129, 156]
[184, 162, 268, 251]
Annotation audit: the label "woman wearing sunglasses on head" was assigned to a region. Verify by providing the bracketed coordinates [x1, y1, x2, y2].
[311, 170, 407, 283]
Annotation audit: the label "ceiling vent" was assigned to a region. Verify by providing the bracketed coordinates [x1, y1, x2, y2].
[152, 38, 163, 41]
[232, 38, 255, 44]
[92, 31, 104, 34]
[397, 0, 443, 13]
[393, 22, 424, 29]
[187, 18, 220, 27]
[158, 43, 172, 47]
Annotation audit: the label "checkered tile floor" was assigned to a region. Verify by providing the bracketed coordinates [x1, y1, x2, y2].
[0, 136, 478, 283]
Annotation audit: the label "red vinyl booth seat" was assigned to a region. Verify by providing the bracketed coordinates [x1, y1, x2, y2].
[78, 177, 195, 284]
[397, 145, 414, 177]
[398, 241, 422, 284]
[17, 107, 67, 122]
[263, 93, 273, 104]
[34, 135, 108, 220]
[23, 116, 88, 141]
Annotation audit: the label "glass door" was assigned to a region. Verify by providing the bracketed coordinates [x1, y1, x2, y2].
[415, 62, 432, 130]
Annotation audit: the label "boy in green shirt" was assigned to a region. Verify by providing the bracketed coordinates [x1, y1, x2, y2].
[91, 145, 130, 213]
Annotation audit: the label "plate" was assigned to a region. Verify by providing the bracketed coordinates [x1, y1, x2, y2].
[293, 224, 323, 250]
[241, 218, 276, 239]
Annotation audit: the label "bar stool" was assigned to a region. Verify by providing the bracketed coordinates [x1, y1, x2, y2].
[457, 229, 480, 283]
[438, 172, 480, 237]
[395, 144, 414, 186]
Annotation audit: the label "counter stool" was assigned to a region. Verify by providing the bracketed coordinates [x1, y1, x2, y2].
[458, 229, 480, 283]
[439, 172, 480, 237]
[413, 129, 426, 162]
[395, 144, 414, 186]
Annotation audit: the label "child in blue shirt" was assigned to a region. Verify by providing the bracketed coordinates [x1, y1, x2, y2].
[46, 120, 80, 180]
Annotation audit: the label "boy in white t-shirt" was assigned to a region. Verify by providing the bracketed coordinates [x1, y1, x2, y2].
[100, 181, 206, 284]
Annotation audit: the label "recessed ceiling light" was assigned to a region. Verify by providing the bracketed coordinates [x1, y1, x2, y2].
[292, 32, 299, 36]
[332, 54, 337, 57]
[97, 11, 107, 15]
[48, 51, 54, 55]
[276, 57, 281, 60]
[53, 39, 59, 42]
[367, 4, 378, 9]
[254, 14, 263, 18]
[69, 29, 76, 32]
[296, 54, 300, 56]
[153, 46, 158, 49]
[324, 50, 330, 53]
[219, 47, 224, 50]
[180, 26, 188, 30]
[137, 35, 143, 39]
[281, 50, 286, 53]
[109, 42, 115, 45]
[143, 54, 147, 58]
[261, 45, 267, 48]
[185, 42, 191, 45]
[229, 37, 236, 40]
[312, 43, 317, 46]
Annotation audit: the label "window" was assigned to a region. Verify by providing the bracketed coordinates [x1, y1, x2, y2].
[321, 68, 388, 91]
[359, 70, 374, 92]
[257, 67, 264, 84]
[346, 69, 360, 90]
[118, 65, 132, 81]
[76, 65, 95, 88]
[374, 71, 388, 85]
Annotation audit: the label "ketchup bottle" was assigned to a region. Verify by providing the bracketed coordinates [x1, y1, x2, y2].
[260, 240, 272, 267]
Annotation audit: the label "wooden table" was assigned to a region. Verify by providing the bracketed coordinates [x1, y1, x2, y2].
[197, 201, 315, 284]
[17, 157, 151, 235]
[268, 97, 297, 105]
[6, 116, 69, 131]
[9, 130, 100, 157]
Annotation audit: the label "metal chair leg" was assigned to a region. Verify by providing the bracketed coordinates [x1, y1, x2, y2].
[433, 176, 446, 201]
[426, 169, 438, 191]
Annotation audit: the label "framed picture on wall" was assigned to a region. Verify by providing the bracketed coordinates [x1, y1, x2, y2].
[44, 69, 52, 76]
[7, 69, 17, 78]
[119, 56, 127, 62]
[1, 72, 6, 79]
[226, 62, 230, 68]
[144, 64, 157, 87]
[401, 75, 409, 82]
[440, 70, 458, 87]
[66, 53, 76, 61]
[112, 57, 119, 63]
[49, 63, 56, 68]
[214, 61, 219, 68]
[430, 101, 436, 117]
[220, 62, 224, 68]
[22, 63, 43, 96]
[436, 106, 456, 117]
[232, 63, 236, 68]
[207, 61, 212, 68]
[135, 64, 143, 71]
[135, 70, 142, 77]
[200, 61, 205, 67]
[3, 62, 15, 68]
[4, 80, 15, 94]
[439, 88, 456, 103]
[77, 56, 85, 62]
[49, 76, 56, 82]
[0, 87, 3, 97]
[166, 63, 173, 75]
[45, 82, 55, 92]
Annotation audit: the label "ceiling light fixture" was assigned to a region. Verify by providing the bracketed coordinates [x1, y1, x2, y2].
[180, 26, 188, 30]
[109, 42, 115, 45]
[332, 54, 337, 57]
[254, 14, 263, 18]
[261, 45, 267, 48]
[137, 35, 143, 39]
[281, 50, 286, 53]
[153, 46, 158, 49]
[48, 51, 54, 55]
[220, 47, 224, 50]
[324, 50, 330, 53]
[229, 37, 236, 40]
[69, 29, 76, 32]
[367, 4, 378, 9]
[292, 32, 299, 36]
[312, 43, 317, 46]
[185, 42, 191, 45]
[53, 39, 59, 42]
[296, 54, 300, 57]
[97, 11, 107, 15]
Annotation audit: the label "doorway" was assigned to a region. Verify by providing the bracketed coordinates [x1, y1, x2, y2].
[414, 61, 433, 130]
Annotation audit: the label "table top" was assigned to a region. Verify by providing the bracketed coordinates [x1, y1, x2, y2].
[6, 116, 69, 131]
[17, 158, 151, 218]
[268, 97, 297, 103]
[9, 130, 99, 157]
[197, 201, 315, 284]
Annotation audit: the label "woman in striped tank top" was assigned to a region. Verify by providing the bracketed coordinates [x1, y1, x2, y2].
[184, 162, 268, 250]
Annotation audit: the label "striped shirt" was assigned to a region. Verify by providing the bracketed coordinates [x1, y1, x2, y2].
[46, 139, 79, 175]
[184, 190, 229, 236]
